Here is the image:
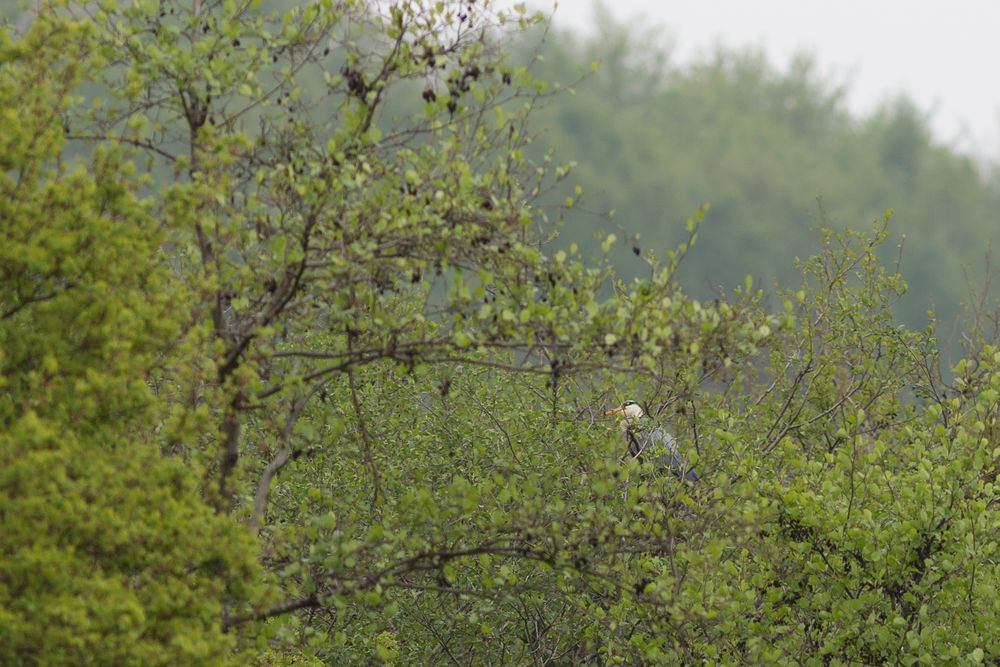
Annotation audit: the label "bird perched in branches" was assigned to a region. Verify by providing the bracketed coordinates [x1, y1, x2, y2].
[605, 400, 700, 483]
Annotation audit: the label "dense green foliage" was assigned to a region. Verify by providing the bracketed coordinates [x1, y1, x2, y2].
[4, 2, 1000, 665]
[0, 17, 258, 665]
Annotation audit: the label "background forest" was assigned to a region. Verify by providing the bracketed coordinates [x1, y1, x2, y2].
[5, 1, 1000, 665]
[525, 9, 1000, 348]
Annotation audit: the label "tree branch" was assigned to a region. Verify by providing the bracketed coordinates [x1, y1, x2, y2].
[221, 593, 319, 631]
[250, 379, 330, 532]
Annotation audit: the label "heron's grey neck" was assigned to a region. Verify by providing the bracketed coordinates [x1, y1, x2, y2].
[620, 416, 646, 433]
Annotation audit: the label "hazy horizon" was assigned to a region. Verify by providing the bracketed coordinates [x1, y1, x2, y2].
[539, 0, 999, 162]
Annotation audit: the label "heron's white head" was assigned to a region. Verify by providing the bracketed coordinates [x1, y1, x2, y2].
[604, 400, 645, 430]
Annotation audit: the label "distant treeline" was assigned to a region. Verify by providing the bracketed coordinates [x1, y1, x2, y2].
[522, 10, 1000, 346]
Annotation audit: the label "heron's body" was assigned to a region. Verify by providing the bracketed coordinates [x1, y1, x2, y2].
[606, 401, 700, 483]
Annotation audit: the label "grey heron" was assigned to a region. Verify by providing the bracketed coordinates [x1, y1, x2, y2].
[604, 400, 700, 483]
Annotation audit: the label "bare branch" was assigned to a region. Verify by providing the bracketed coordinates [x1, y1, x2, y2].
[250, 378, 330, 532]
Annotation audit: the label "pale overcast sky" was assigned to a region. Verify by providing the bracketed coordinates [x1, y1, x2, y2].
[540, 0, 999, 160]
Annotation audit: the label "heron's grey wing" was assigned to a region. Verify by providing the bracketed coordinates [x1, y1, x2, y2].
[649, 428, 700, 482]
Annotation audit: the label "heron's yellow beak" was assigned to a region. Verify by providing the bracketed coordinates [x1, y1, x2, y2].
[604, 405, 625, 417]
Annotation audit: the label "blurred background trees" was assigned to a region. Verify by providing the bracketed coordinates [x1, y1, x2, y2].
[520, 12, 1000, 350]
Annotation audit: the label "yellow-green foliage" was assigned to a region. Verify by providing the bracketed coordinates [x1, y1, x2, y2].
[0, 16, 258, 666]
